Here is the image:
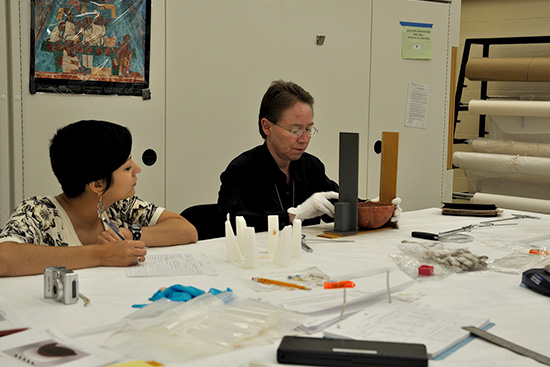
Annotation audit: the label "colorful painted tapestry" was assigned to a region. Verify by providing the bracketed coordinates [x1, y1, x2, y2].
[30, 0, 151, 96]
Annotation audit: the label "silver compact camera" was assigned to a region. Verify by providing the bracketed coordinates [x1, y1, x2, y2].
[44, 266, 79, 304]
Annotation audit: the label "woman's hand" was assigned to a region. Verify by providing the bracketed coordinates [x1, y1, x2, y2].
[97, 240, 147, 266]
[97, 227, 133, 244]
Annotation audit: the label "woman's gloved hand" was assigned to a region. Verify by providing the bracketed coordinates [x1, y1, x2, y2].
[288, 191, 339, 220]
[391, 197, 402, 223]
[370, 196, 403, 223]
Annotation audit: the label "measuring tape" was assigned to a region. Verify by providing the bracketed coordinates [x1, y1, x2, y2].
[463, 326, 550, 366]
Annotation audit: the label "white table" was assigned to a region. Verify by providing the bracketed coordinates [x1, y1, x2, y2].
[1, 208, 549, 367]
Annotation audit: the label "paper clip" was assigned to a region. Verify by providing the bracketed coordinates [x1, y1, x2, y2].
[324, 280, 356, 289]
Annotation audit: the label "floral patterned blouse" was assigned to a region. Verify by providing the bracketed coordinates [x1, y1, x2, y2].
[0, 196, 164, 246]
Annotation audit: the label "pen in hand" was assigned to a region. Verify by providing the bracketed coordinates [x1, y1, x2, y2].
[103, 219, 126, 240]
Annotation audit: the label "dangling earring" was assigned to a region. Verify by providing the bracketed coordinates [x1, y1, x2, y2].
[97, 194, 105, 219]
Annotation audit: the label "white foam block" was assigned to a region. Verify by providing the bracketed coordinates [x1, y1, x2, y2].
[291, 218, 302, 259]
[273, 225, 292, 267]
[235, 216, 247, 252]
[268, 215, 279, 254]
[225, 219, 242, 262]
[242, 227, 259, 269]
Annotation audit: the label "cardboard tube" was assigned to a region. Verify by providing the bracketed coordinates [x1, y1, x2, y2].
[528, 57, 550, 81]
[466, 57, 550, 82]
[468, 100, 550, 117]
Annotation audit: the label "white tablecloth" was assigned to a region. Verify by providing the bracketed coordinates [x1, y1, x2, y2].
[1, 208, 549, 366]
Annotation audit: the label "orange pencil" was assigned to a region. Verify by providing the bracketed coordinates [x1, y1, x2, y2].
[252, 277, 311, 290]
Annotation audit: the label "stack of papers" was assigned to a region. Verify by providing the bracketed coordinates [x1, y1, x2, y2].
[323, 302, 490, 358]
[255, 270, 414, 334]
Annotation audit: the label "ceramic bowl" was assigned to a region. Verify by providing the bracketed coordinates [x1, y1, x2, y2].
[357, 201, 395, 229]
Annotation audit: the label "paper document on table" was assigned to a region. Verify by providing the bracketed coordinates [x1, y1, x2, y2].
[126, 252, 218, 277]
[255, 269, 414, 334]
[324, 302, 490, 358]
[0, 325, 121, 367]
[0, 298, 28, 337]
[257, 270, 413, 315]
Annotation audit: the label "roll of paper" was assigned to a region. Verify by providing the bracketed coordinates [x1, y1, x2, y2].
[453, 151, 550, 178]
[472, 192, 550, 214]
[468, 138, 550, 158]
[468, 100, 550, 117]
[465, 57, 550, 82]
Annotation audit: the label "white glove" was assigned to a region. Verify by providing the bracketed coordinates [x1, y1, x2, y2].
[391, 197, 402, 223]
[370, 196, 402, 223]
[400, 241, 488, 271]
[288, 191, 339, 220]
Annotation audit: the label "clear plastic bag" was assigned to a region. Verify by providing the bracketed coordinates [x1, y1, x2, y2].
[479, 235, 550, 274]
[489, 247, 550, 274]
[391, 240, 489, 280]
[102, 295, 305, 363]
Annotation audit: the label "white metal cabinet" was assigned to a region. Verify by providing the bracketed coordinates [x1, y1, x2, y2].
[367, 0, 455, 209]
[279, 0, 372, 199]
[165, 0, 456, 212]
[0, 0, 12, 225]
[165, 0, 373, 213]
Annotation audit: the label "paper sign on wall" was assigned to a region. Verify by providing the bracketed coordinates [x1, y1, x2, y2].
[405, 82, 430, 129]
[400, 21, 433, 60]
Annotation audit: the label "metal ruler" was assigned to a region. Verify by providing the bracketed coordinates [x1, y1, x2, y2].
[463, 326, 550, 366]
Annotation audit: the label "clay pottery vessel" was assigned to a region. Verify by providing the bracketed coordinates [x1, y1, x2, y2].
[357, 201, 395, 229]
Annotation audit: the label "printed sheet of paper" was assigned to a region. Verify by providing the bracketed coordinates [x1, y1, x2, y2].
[324, 302, 490, 358]
[400, 21, 433, 60]
[0, 325, 121, 367]
[0, 298, 28, 337]
[126, 252, 218, 277]
[405, 81, 430, 128]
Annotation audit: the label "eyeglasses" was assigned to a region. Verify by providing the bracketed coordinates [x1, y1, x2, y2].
[271, 121, 318, 138]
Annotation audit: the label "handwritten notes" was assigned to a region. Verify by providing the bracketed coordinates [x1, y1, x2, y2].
[126, 253, 217, 277]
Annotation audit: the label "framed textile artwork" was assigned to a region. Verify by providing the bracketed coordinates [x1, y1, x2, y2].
[30, 0, 151, 96]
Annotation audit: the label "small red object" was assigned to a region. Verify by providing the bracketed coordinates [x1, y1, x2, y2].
[324, 280, 356, 289]
[418, 265, 434, 276]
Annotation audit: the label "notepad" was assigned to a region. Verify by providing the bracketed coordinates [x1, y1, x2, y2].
[323, 302, 490, 359]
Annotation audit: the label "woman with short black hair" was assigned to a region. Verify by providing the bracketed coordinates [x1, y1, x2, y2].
[0, 120, 198, 276]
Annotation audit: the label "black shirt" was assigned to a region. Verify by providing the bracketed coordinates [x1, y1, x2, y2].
[217, 142, 339, 232]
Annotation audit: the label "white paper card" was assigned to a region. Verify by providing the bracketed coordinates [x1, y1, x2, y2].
[0, 325, 121, 367]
